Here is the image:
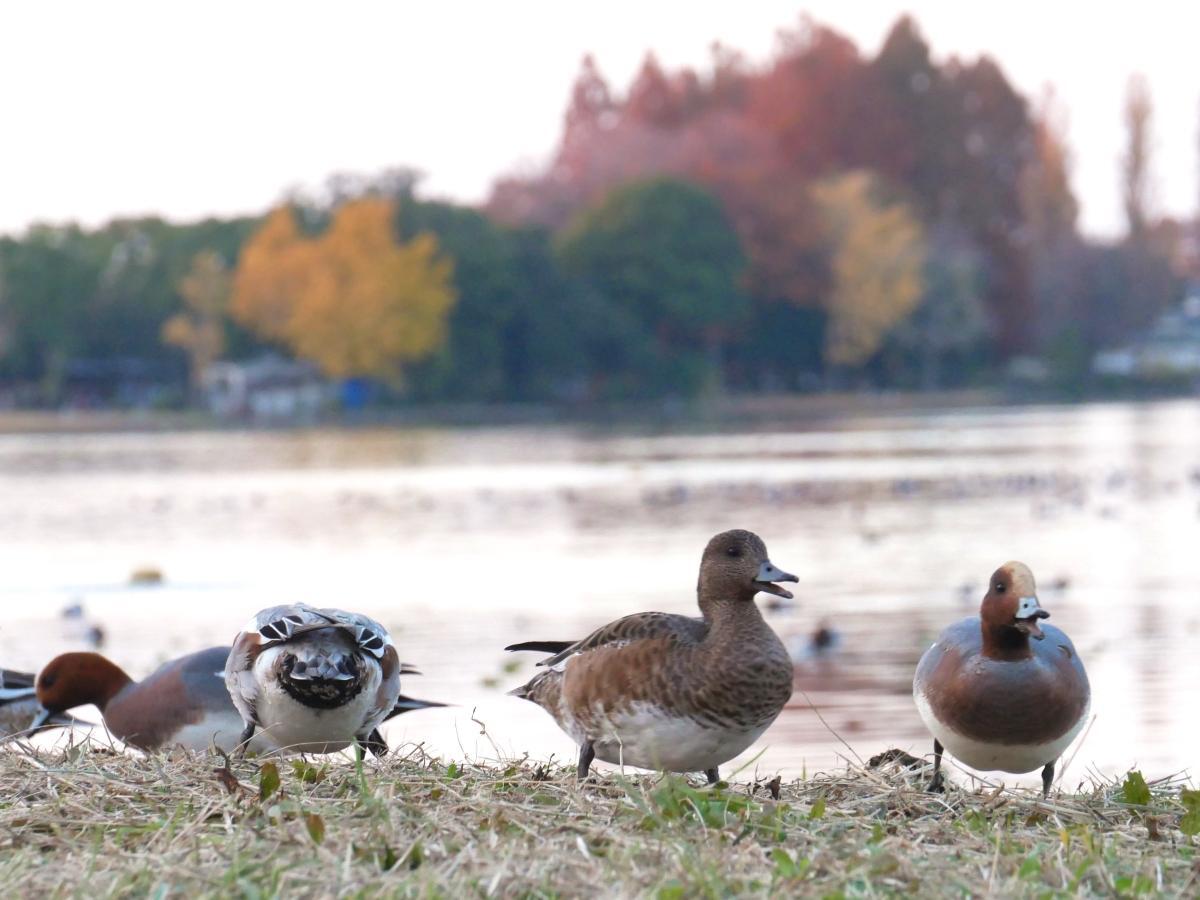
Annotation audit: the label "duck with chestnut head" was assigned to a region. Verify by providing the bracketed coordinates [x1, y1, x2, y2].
[31, 647, 281, 753]
[913, 561, 1090, 797]
[505, 529, 798, 784]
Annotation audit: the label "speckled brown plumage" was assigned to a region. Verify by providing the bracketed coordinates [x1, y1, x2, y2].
[507, 529, 797, 780]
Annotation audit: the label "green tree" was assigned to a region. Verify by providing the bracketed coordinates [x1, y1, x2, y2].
[0, 227, 104, 400]
[556, 178, 747, 396]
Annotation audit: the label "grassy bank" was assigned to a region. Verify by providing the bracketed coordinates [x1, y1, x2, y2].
[0, 744, 1195, 898]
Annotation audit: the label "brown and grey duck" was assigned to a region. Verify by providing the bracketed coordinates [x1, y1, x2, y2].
[506, 529, 797, 784]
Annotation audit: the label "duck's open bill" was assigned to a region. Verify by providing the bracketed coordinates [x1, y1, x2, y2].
[755, 560, 799, 599]
[1014, 596, 1051, 640]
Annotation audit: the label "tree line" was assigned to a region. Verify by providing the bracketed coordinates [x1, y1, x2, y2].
[0, 15, 1193, 408]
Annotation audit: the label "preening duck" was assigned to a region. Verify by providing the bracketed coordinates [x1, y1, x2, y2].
[506, 529, 797, 784]
[913, 561, 1090, 796]
[225, 604, 443, 756]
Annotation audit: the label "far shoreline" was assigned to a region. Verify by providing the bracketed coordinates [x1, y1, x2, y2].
[0, 387, 1195, 435]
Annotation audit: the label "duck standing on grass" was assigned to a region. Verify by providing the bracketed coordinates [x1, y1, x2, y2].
[225, 604, 443, 756]
[506, 529, 797, 784]
[30, 647, 281, 753]
[913, 561, 1090, 797]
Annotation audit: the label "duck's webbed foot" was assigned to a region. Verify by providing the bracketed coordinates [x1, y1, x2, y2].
[704, 767, 720, 786]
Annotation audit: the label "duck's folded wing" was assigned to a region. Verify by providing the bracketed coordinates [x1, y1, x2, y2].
[245, 604, 343, 644]
[0, 669, 37, 705]
[241, 605, 394, 659]
[317, 608, 395, 659]
[0, 669, 36, 691]
[532, 612, 705, 668]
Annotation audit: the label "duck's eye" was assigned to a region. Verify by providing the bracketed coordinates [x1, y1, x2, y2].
[994, 582, 1006, 593]
[726, 546, 741, 558]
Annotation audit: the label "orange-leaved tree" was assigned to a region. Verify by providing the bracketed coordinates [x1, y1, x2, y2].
[811, 171, 925, 368]
[162, 249, 231, 389]
[230, 199, 456, 382]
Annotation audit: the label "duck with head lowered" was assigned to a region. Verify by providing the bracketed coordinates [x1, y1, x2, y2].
[913, 561, 1090, 797]
[1, 667, 82, 739]
[31, 647, 281, 753]
[506, 529, 797, 784]
[31, 638, 444, 754]
[225, 604, 444, 756]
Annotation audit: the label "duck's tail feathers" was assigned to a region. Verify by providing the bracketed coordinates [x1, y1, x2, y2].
[384, 694, 448, 720]
[504, 640, 574, 655]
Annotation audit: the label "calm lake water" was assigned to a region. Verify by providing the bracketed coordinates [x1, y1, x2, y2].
[2, 399, 1198, 789]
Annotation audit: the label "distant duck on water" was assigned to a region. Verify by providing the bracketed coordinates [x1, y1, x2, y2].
[506, 529, 797, 784]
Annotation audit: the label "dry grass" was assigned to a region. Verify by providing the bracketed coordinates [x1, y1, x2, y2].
[0, 740, 1195, 899]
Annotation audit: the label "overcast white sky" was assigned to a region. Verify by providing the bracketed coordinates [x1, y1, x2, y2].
[2, 1, 1196, 238]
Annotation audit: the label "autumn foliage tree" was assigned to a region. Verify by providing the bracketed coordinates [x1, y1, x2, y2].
[231, 199, 455, 383]
[489, 14, 1051, 381]
[162, 250, 230, 390]
[811, 172, 925, 369]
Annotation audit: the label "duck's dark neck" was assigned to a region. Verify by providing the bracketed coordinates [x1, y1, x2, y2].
[699, 592, 765, 631]
[980, 622, 1033, 661]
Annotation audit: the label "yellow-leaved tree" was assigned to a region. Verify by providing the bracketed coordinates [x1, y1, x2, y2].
[162, 250, 231, 389]
[811, 171, 925, 368]
[231, 199, 456, 382]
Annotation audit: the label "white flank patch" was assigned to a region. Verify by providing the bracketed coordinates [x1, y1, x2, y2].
[169, 710, 279, 755]
[589, 702, 768, 773]
[914, 688, 1089, 774]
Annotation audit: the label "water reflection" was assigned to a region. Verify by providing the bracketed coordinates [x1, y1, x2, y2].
[1, 400, 1197, 784]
